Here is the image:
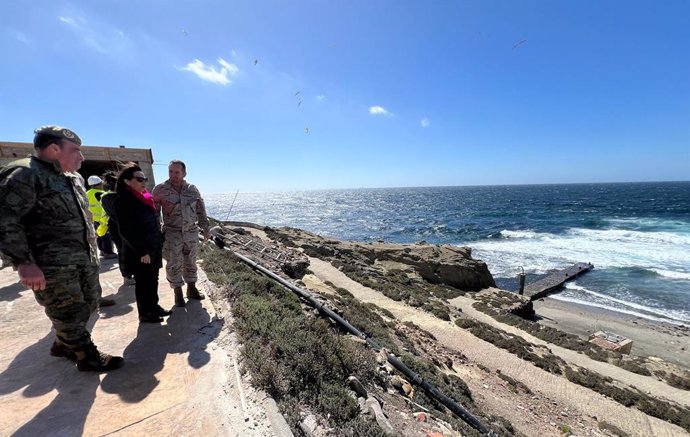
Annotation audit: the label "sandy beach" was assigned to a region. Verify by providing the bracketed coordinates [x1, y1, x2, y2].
[533, 296, 690, 369]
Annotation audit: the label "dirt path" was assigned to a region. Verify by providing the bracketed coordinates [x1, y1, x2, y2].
[451, 294, 690, 407]
[306, 257, 690, 437]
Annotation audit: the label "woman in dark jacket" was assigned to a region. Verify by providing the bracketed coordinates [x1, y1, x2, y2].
[114, 163, 171, 323]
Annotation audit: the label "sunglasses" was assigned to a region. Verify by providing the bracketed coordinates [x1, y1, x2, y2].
[134, 176, 149, 182]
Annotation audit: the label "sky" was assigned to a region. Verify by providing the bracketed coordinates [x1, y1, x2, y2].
[1, 0, 689, 193]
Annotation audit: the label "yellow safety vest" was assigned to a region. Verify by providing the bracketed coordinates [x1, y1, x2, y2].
[86, 188, 107, 226]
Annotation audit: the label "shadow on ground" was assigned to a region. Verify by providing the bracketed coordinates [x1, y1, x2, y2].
[100, 300, 224, 402]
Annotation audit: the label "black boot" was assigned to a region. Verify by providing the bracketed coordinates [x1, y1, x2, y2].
[50, 339, 77, 362]
[139, 313, 164, 323]
[186, 282, 205, 300]
[154, 305, 173, 316]
[174, 286, 186, 307]
[76, 343, 124, 372]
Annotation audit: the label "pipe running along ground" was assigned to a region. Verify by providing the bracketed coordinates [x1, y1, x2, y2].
[208, 228, 496, 436]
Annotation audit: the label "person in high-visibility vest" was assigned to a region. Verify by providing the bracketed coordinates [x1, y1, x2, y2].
[86, 175, 117, 259]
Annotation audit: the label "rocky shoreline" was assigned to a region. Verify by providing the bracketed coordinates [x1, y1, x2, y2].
[205, 222, 690, 437]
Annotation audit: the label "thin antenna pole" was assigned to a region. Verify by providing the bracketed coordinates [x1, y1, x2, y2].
[224, 189, 240, 222]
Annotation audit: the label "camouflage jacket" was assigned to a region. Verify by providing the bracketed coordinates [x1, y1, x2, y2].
[152, 180, 209, 235]
[0, 156, 98, 267]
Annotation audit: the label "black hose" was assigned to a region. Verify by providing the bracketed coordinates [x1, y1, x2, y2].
[209, 229, 495, 436]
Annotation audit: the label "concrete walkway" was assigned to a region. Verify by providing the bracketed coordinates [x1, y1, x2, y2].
[0, 258, 290, 437]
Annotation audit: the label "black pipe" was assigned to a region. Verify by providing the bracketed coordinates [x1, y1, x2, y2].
[209, 229, 495, 436]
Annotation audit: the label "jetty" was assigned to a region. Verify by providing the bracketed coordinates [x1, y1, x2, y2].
[523, 262, 594, 300]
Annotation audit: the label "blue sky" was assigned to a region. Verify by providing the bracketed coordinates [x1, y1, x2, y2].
[2, 1, 688, 193]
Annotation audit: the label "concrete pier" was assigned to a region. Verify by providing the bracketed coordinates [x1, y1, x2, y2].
[524, 262, 594, 300]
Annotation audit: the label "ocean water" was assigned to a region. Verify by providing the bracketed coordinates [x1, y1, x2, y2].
[206, 182, 690, 325]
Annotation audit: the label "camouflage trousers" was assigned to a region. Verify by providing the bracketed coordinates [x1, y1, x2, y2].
[32, 264, 100, 352]
[163, 230, 199, 288]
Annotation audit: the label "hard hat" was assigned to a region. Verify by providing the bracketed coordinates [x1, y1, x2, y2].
[87, 175, 103, 186]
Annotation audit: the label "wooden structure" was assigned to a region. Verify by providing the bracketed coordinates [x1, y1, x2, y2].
[523, 262, 594, 300]
[0, 141, 155, 190]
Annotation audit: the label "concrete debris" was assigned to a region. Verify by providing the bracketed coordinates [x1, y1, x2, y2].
[298, 413, 330, 437]
[364, 396, 396, 435]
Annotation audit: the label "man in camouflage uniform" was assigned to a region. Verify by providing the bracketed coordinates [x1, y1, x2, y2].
[0, 125, 124, 372]
[152, 160, 209, 307]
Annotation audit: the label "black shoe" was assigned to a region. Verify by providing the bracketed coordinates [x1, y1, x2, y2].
[154, 306, 173, 317]
[139, 314, 164, 323]
[50, 340, 77, 362]
[98, 297, 116, 307]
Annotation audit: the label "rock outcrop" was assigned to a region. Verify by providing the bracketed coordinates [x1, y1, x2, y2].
[266, 227, 495, 292]
[365, 244, 495, 291]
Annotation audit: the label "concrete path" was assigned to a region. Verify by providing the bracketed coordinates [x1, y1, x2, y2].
[0, 258, 290, 437]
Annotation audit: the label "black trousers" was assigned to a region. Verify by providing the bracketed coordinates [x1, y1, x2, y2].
[110, 228, 133, 278]
[133, 262, 160, 316]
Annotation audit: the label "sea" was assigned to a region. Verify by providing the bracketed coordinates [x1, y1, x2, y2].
[206, 182, 690, 325]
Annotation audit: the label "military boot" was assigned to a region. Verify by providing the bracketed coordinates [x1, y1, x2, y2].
[174, 286, 186, 307]
[186, 282, 205, 300]
[75, 343, 124, 372]
[50, 339, 77, 362]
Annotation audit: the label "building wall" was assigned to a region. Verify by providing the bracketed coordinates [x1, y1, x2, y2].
[0, 142, 156, 189]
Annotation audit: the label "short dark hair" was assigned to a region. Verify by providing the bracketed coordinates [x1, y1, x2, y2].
[34, 135, 63, 151]
[115, 162, 143, 194]
[102, 171, 118, 191]
[169, 159, 186, 173]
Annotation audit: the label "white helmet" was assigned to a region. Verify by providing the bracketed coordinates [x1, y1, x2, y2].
[87, 175, 103, 186]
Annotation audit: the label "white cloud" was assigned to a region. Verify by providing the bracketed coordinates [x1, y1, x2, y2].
[59, 16, 78, 27]
[7, 28, 29, 44]
[420, 117, 430, 128]
[218, 58, 239, 75]
[369, 105, 392, 116]
[182, 58, 239, 85]
[57, 13, 134, 58]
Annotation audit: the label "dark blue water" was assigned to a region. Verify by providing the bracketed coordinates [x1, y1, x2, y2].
[207, 182, 690, 324]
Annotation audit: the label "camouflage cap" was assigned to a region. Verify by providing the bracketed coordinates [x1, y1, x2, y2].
[33, 125, 82, 146]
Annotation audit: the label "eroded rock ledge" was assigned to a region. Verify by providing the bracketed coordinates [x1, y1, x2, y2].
[268, 226, 495, 291]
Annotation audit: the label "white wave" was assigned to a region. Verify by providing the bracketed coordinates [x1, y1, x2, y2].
[551, 294, 690, 325]
[469, 226, 690, 274]
[569, 227, 690, 245]
[499, 230, 542, 239]
[651, 269, 690, 280]
[560, 282, 690, 323]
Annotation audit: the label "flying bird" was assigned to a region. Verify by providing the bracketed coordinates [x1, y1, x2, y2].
[253, 59, 258, 66]
[294, 91, 300, 96]
[512, 39, 527, 50]
[304, 127, 310, 134]
[181, 29, 188, 36]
